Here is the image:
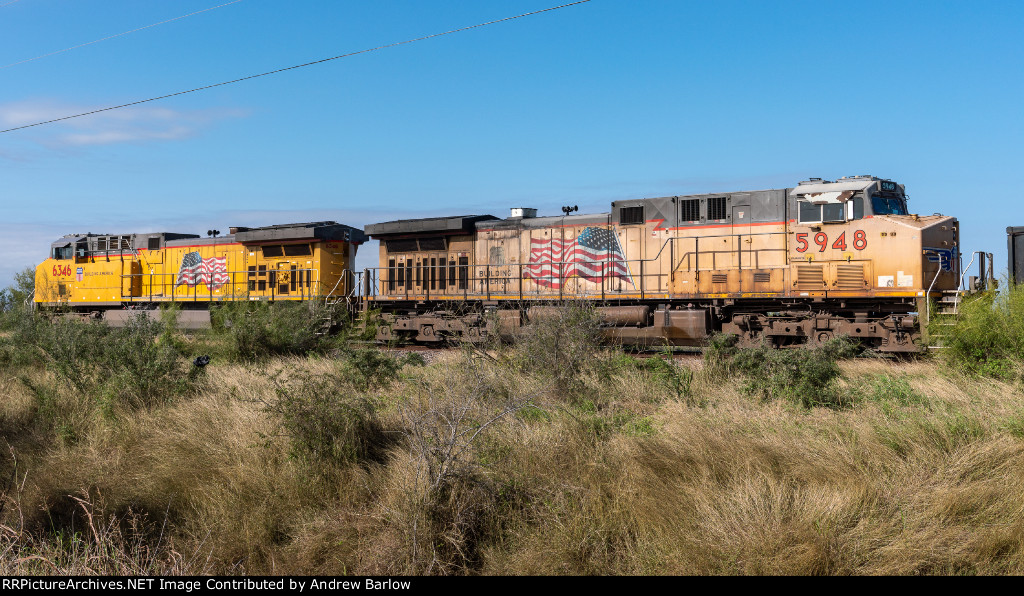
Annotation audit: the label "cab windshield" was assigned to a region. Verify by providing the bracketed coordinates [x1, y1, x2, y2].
[871, 195, 908, 215]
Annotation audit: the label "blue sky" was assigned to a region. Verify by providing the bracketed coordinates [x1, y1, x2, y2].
[1, 0, 1022, 285]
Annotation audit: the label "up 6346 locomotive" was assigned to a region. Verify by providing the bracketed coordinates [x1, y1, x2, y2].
[34, 221, 365, 327]
[362, 176, 962, 352]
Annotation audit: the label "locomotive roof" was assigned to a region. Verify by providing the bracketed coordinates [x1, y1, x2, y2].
[791, 179, 881, 196]
[50, 232, 200, 249]
[476, 212, 611, 230]
[365, 215, 499, 237]
[165, 235, 235, 247]
[233, 221, 366, 244]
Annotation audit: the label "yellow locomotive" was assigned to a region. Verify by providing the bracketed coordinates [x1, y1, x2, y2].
[35, 221, 365, 326]
[364, 176, 962, 352]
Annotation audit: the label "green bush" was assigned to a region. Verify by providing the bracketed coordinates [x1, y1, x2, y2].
[0, 267, 36, 318]
[336, 347, 423, 391]
[210, 301, 343, 361]
[269, 374, 388, 467]
[3, 311, 197, 443]
[936, 283, 1024, 379]
[510, 301, 602, 397]
[95, 314, 196, 412]
[705, 335, 858, 409]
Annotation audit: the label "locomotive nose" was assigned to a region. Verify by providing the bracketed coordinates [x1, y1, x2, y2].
[921, 217, 959, 266]
[919, 216, 960, 292]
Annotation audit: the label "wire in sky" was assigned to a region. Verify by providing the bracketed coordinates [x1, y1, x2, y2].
[0, 0, 594, 134]
[1, 1, 245, 70]
[0, 0, 25, 7]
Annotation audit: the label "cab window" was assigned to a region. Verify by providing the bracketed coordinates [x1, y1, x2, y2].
[798, 201, 821, 223]
[871, 195, 908, 215]
[822, 203, 844, 222]
[799, 200, 853, 223]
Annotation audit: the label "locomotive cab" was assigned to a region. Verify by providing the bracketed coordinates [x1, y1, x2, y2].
[789, 176, 958, 295]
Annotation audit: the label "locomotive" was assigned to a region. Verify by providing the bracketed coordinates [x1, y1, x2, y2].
[31, 175, 963, 352]
[363, 176, 961, 352]
[34, 221, 365, 327]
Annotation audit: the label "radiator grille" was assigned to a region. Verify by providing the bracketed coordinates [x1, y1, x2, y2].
[836, 264, 866, 290]
[712, 273, 728, 284]
[753, 271, 771, 284]
[795, 265, 824, 290]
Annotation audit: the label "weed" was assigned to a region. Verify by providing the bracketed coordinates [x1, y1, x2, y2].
[937, 283, 1024, 380]
[705, 335, 858, 409]
[509, 301, 602, 397]
[999, 410, 1024, 438]
[859, 374, 929, 407]
[210, 300, 343, 361]
[268, 374, 389, 468]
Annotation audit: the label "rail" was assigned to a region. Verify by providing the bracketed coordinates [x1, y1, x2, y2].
[38, 267, 356, 304]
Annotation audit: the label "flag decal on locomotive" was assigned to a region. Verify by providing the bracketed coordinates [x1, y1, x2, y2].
[175, 252, 229, 289]
[525, 227, 634, 289]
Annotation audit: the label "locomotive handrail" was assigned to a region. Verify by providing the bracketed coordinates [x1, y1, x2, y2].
[368, 227, 801, 301]
[113, 267, 326, 304]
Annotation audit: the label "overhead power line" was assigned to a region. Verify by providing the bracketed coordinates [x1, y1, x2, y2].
[0, 0, 594, 134]
[0, 1, 25, 8]
[1, 1, 245, 71]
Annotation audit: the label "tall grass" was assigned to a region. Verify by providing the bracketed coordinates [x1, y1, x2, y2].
[704, 334, 860, 408]
[209, 300, 347, 361]
[2, 297, 1024, 575]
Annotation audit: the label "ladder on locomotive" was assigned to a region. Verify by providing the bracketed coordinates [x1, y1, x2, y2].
[926, 252, 995, 350]
[317, 271, 363, 336]
[926, 291, 960, 350]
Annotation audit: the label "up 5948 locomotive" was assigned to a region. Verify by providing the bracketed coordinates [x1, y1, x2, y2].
[363, 176, 961, 352]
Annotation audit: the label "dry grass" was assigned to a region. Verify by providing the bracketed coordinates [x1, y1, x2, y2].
[2, 342, 1023, 575]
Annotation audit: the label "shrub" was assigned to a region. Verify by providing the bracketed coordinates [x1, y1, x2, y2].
[0, 267, 36, 318]
[705, 335, 858, 408]
[509, 301, 602, 397]
[95, 313, 195, 412]
[6, 311, 197, 441]
[211, 301, 343, 361]
[936, 283, 1024, 379]
[269, 374, 388, 468]
[335, 347, 423, 391]
[394, 361, 526, 574]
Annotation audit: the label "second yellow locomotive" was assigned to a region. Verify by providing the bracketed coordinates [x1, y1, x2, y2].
[35, 221, 365, 326]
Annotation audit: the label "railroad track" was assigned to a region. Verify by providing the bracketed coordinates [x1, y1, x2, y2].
[358, 342, 909, 363]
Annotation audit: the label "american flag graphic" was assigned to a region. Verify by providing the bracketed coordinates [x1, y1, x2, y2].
[525, 227, 634, 289]
[175, 252, 229, 289]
